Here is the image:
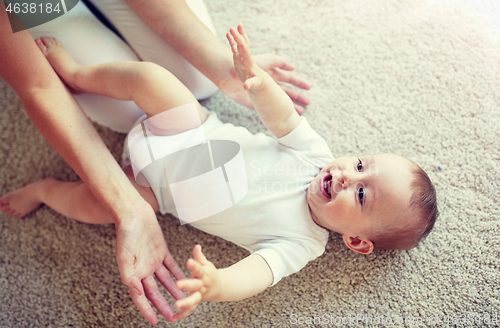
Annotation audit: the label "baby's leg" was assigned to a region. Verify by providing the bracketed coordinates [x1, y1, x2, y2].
[0, 166, 158, 223]
[36, 37, 207, 124]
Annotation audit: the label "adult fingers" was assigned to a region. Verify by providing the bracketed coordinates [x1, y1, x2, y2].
[164, 251, 187, 282]
[127, 278, 158, 325]
[155, 266, 185, 300]
[293, 103, 305, 115]
[271, 69, 311, 91]
[280, 84, 311, 107]
[260, 55, 295, 71]
[143, 275, 175, 322]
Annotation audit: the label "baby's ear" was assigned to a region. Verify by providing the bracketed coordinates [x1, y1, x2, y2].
[342, 235, 374, 255]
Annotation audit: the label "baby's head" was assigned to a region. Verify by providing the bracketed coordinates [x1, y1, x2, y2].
[307, 154, 438, 254]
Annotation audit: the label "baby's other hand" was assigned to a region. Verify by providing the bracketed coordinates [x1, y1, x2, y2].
[172, 245, 221, 321]
[226, 24, 263, 91]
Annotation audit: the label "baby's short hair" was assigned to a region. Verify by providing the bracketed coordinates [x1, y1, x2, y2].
[371, 162, 438, 250]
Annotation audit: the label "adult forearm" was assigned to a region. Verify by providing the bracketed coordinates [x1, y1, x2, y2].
[123, 0, 233, 87]
[20, 85, 147, 222]
[0, 8, 146, 223]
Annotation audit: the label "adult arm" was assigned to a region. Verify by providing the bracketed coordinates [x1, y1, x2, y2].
[123, 0, 311, 113]
[0, 8, 184, 325]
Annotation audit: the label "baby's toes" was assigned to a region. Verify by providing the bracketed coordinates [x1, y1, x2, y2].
[40, 36, 60, 48]
[52, 37, 62, 47]
[35, 38, 47, 54]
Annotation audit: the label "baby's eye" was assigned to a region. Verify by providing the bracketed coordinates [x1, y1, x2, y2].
[356, 158, 363, 172]
[358, 188, 365, 205]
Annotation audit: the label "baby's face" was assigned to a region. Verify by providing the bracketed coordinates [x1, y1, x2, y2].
[307, 154, 413, 239]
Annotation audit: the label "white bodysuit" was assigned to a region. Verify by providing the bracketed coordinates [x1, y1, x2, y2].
[125, 111, 333, 285]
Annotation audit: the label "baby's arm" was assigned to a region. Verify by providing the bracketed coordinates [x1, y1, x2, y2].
[173, 245, 273, 321]
[227, 25, 302, 138]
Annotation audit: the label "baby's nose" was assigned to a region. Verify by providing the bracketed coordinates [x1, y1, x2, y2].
[333, 170, 350, 189]
[343, 176, 350, 188]
[341, 169, 360, 188]
[342, 171, 351, 188]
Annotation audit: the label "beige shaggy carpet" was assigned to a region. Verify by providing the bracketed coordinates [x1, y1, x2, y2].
[1, 0, 499, 327]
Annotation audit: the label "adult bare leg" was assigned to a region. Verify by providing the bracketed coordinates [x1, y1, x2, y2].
[0, 166, 158, 223]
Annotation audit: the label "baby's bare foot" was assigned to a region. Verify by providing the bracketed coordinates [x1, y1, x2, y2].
[0, 179, 52, 218]
[35, 37, 82, 94]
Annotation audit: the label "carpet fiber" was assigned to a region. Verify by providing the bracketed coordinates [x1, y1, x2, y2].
[1, 0, 499, 327]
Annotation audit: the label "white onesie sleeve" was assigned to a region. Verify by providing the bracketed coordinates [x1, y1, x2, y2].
[278, 117, 334, 167]
[253, 237, 326, 286]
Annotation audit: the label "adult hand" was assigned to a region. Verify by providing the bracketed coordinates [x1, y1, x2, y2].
[115, 203, 186, 325]
[220, 54, 311, 114]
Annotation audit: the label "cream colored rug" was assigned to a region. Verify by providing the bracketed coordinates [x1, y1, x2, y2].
[1, 0, 499, 326]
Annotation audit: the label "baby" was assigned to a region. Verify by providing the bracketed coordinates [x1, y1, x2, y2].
[0, 25, 438, 320]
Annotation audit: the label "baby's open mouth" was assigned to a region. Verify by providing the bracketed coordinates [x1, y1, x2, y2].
[322, 174, 332, 198]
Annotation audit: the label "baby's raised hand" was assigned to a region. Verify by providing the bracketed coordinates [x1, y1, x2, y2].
[172, 245, 221, 321]
[226, 24, 263, 91]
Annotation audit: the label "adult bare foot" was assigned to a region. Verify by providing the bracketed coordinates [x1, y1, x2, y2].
[35, 36, 83, 94]
[0, 179, 53, 218]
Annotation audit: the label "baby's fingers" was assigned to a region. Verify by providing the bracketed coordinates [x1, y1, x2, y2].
[174, 291, 202, 311]
[186, 258, 204, 278]
[192, 245, 210, 265]
[172, 304, 198, 322]
[173, 292, 202, 321]
[226, 32, 237, 54]
[230, 27, 248, 52]
[176, 278, 204, 294]
[244, 76, 261, 91]
[237, 24, 249, 46]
